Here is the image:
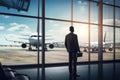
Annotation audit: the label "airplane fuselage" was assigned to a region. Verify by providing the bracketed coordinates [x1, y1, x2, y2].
[21, 35, 54, 50]
[28, 36, 42, 46]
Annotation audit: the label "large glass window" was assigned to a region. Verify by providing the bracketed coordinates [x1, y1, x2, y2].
[90, 2, 98, 24]
[74, 0, 88, 22]
[45, 0, 71, 20]
[103, 4, 114, 25]
[103, 26, 113, 60]
[103, 0, 114, 5]
[115, 0, 120, 6]
[115, 27, 120, 60]
[45, 20, 70, 63]
[74, 23, 88, 62]
[90, 25, 98, 61]
[115, 7, 120, 26]
[0, 16, 38, 65]
[0, 0, 120, 66]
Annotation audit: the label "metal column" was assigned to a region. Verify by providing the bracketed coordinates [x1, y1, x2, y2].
[98, 0, 103, 80]
[41, 0, 45, 80]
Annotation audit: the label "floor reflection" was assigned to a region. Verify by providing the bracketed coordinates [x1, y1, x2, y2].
[15, 62, 120, 80]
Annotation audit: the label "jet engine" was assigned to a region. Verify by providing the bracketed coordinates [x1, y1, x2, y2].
[108, 48, 113, 51]
[49, 44, 54, 49]
[21, 43, 27, 48]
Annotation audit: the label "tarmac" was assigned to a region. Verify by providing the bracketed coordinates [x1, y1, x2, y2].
[0, 47, 120, 65]
[0, 47, 120, 80]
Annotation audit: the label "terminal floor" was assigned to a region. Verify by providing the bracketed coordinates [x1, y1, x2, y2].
[15, 62, 120, 80]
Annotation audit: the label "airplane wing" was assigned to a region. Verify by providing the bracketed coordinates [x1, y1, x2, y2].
[5, 37, 29, 44]
[0, 44, 20, 47]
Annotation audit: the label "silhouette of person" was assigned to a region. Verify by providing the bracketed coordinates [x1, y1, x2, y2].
[65, 26, 80, 78]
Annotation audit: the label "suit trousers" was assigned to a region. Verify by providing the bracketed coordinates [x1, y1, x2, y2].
[69, 52, 77, 76]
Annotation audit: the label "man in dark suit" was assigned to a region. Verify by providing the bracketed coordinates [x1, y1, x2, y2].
[65, 26, 80, 77]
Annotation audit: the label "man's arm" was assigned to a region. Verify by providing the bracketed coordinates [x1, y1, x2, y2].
[76, 35, 80, 52]
[65, 36, 68, 50]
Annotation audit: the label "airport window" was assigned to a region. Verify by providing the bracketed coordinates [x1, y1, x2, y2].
[115, 0, 120, 6]
[45, 20, 70, 63]
[74, 0, 88, 22]
[103, 26, 114, 60]
[103, 0, 114, 5]
[90, 1, 98, 24]
[73, 23, 89, 62]
[90, 25, 98, 61]
[45, 0, 71, 20]
[103, 4, 114, 25]
[115, 7, 120, 26]
[0, 15, 39, 65]
[0, 0, 120, 66]
[115, 27, 120, 60]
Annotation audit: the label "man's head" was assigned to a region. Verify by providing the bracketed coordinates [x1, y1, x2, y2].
[69, 26, 74, 32]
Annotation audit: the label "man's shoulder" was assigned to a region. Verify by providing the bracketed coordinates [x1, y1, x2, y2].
[66, 33, 77, 36]
[66, 33, 71, 36]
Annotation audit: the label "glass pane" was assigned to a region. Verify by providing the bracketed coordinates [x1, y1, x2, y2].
[0, 15, 38, 65]
[45, 20, 89, 63]
[45, 20, 70, 63]
[115, 7, 120, 26]
[115, 0, 120, 6]
[103, 5, 114, 25]
[90, 2, 98, 24]
[93, 0, 98, 1]
[74, 0, 88, 22]
[115, 28, 120, 60]
[74, 23, 88, 62]
[103, 0, 114, 5]
[90, 25, 98, 61]
[45, 0, 71, 20]
[103, 26, 113, 60]
[0, 0, 38, 16]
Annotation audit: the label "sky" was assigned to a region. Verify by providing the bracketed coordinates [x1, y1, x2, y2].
[0, 0, 120, 45]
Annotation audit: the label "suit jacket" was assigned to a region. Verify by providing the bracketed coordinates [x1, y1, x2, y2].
[65, 32, 80, 52]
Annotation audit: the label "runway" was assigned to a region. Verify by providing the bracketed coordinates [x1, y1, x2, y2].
[0, 47, 120, 65]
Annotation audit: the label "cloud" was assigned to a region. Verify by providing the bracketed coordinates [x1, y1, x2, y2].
[103, 19, 114, 25]
[4, 15, 10, 18]
[115, 19, 120, 26]
[0, 26, 5, 30]
[1, 15, 10, 18]
[8, 23, 28, 31]
[78, 0, 87, 5]
[7, 23, 32, 35]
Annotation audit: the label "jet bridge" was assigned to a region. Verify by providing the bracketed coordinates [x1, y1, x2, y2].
[0, 0, 31, 11]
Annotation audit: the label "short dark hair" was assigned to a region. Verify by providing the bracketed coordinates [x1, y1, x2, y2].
[69, 26, 74, 32]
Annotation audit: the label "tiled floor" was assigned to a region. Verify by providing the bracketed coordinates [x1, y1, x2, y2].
[15, 62, 120, 80]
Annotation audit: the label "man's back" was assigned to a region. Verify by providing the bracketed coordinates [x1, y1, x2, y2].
[65, 32, 79, 52]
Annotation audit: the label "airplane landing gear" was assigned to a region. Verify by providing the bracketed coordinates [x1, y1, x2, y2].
[29, 44, 32, 51]
[29, 47, 32, 51]
[83, 48, 87, 52]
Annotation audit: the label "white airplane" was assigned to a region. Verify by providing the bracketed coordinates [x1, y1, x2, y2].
[81, 32, 116, 53]
[5, 34, 55, 51]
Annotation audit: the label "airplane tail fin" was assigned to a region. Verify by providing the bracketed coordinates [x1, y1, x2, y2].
[103, 32, 106, 42]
